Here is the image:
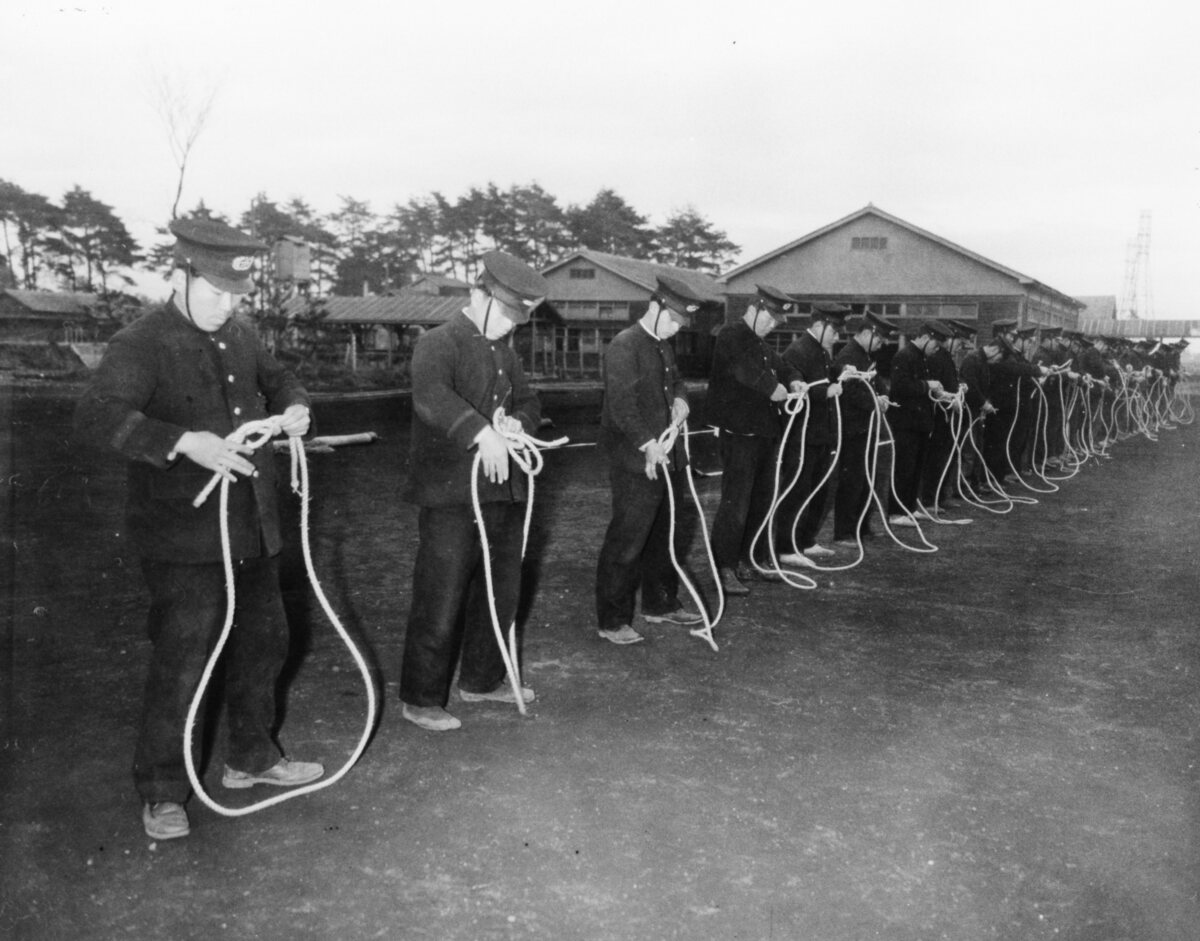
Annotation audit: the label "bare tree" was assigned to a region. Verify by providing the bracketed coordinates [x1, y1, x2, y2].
[147, 71, 219, 220]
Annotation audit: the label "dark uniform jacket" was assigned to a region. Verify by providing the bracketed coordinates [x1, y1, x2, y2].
[405, 311, 541, 507]
[1079, 347, 1119, 384]
[831, 338, 880, 438]
[75, 302, 308, 563]
[925, 347, 960, 397]
[888, 343, 935, 434]
[707, 321, 796, 438]
[990, 352, 1039, 410]
[958, 350, 992, 413]
[781, 332, 834, 443]
[600, 322, 688, 474]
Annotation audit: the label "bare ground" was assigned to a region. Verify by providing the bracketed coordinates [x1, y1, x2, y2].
[2, 389, 1199, 940]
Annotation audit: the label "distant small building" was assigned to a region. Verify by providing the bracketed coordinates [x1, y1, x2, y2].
[282, 292, 468, 369]
[1074, 296, 1118, 321]
[0, 289, 103, 344]
[393, 273, 472, 298]
[720, 205, 1084, 349]
[539, 250, 726, 378]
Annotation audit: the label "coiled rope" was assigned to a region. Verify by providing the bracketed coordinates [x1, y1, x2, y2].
[186, 418, 377, 817]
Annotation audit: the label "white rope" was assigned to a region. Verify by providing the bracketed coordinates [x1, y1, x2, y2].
[470, 412, 569, 715]
[185, 419, 377, 817]
[656, 420, 723, 651]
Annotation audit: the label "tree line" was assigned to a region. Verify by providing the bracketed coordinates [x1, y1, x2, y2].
[0, 178, 741, 301]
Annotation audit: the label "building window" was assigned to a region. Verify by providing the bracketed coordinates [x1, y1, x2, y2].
[851, 236, 888, 250]
[569, 268, 596, 279]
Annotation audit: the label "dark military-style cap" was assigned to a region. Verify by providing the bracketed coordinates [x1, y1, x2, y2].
[653, 275, 706, 323]
[478, 251, 548, 325]
[810, 301, 852, 323]
[920, 320, 954, 340]
[856, 310, 899, 339]
[946, 319, 977, 338]
[1015, 324, 1038, 338]
[1038, 325, 1063, 338]
[991, 319, 1019, 337]
[169, 218, 266, 294]
[754, 284, 798, 320]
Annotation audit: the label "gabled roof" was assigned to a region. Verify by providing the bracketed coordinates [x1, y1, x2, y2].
[392, 273, 472, 296]
[541, 250, 726, 303]
[2, 289, 100, 317]
[283, 293, 465, 326]
[1074, 296, 1117, 319]
[720, 205, 1084, 310]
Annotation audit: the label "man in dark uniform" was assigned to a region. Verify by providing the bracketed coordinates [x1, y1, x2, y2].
[777, 302, 848, 566]
[707, 285, 804, 595]
[1008, 325, 1042, 472]
[75, 218, 323, 841]
[983, 320, 1045, 486]
[920, 320, 966, 511]
[400, 252, 549, 731]
[830, 310, 897, 545]
[886, 321, 952, 526]
[958, 336, 1005, 490]
[595, 276, 704, 645]
[1030, 326, 1072, 468]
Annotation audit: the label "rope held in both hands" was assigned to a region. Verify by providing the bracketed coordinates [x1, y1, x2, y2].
[185, 417, 377, 818]
[470, 412, 569, 715]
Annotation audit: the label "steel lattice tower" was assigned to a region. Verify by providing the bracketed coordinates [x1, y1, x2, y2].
[1118, 211, 1153, 320]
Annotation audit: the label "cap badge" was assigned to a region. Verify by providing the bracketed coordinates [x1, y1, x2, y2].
[232, 256, 252, 272]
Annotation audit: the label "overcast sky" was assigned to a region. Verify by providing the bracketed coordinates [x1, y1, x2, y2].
[3, 0, 1197, 317]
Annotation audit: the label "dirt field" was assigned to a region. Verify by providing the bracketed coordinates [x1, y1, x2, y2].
[2, 387, 1198, 940]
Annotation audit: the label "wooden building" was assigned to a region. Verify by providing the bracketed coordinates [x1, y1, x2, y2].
[720, 205, 1084, 350]
[537, 251, 725, 378]
[0, 289, 103, 344]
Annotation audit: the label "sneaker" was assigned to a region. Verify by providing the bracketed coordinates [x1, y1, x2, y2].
[222, 757, 325, 789]
[803, 544, 836, 559]
[643, 606, 703, 625]
[598, 625, 644, 644]
[143, 801, 189, 840]
[402, 703, 462, 732]
[777, 551, 816, 569]
[459, 684, 535, 704]
[888, 514, 918, 528]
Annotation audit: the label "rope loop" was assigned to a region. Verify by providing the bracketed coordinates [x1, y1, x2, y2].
[185, 419, 377, 818]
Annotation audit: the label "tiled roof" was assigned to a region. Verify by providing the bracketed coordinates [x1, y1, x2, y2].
[2, 289, 99, 317]
[1078, 318, 1200, 338]
[283, 294, 464, 326]
[542, 251, 726, 303]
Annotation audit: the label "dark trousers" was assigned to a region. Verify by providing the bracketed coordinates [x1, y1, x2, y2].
[1009, 397, 1036, 471]
[834, 433, 875, 540]
[135, 556, 288, 804]
[400, 503, 523, 708]
[921, 416, 955, 506]
[595, 463, 684, 631]
[778, 435, 833, 551]
[711, 433, 779, 568]
[984, 408, 1016, 480]
[888, 424, 930, 516]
